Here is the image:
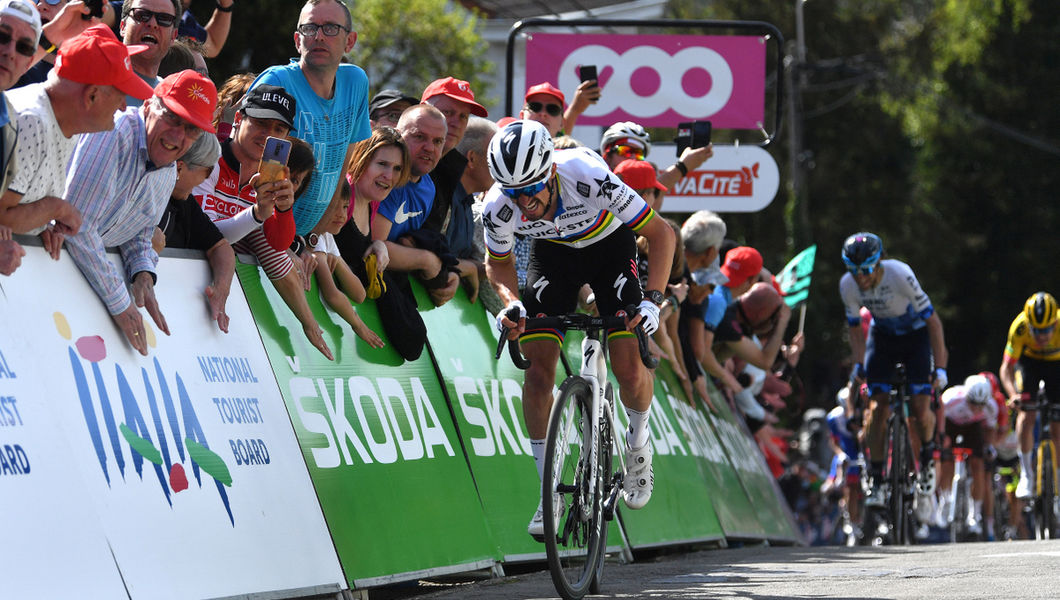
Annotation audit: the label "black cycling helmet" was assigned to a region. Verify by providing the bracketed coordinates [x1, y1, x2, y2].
[842, 232, 883, 273]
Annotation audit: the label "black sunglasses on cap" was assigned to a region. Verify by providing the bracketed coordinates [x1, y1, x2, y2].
[526, 101, 562, 117]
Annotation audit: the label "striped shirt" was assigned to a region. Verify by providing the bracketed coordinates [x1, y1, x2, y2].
[64, 107, 176, 315]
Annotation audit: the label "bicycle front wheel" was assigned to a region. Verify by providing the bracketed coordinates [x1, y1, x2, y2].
[1040, 442, 1056, 540]
[544, 377, 604, 600]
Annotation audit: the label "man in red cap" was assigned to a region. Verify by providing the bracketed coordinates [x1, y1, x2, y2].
[520, 79, 599, 138]
[614, 158, 667, 210]
[64, 69, 217, 356]
[0, 25, 151, 259]
[419, 76, 486, 236]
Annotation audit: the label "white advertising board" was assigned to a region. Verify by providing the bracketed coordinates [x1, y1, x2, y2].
[655, 143, 781, 213]
[0, 246, 345, 599]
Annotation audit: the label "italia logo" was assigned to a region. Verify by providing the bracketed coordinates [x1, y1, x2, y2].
[56, 313, 236, 525]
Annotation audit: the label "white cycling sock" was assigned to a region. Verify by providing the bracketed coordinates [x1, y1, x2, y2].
[1019, 450, 1034, 478]
[531, 438, 546, 482]
[625, 405, 651, 450]
[974, 499, 983, 517]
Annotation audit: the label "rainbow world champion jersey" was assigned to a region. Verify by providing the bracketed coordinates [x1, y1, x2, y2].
[481, 147, 657, 260]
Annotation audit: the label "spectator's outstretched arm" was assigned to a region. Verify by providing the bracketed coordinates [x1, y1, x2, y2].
[34, 2, 104, 65]
[563, 80, 600, 134]
[657, 144, 714, 190]
[313, 252, 383, 349]
[204, 238, 235, 333]
[694, 326, 743, 394]
[730, 304, 793, 370]
[200, 1, 235, 58]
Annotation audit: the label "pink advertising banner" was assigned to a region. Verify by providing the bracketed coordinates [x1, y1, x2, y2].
[525, 33, 766, 129]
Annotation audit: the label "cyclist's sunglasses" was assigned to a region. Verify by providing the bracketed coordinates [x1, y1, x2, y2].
[128, 7, 178, 28]
[842, 256, 878, 276]
[526, 101, 562, 117]
[612, 144, 645, 160]
[500, 179, 548, 200]
[1032, 324, 1057, 336]
[0, 29, 35, 58]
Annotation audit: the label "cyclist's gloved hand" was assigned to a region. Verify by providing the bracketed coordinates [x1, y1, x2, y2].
[497, 299, 526, 333]
[636, 299, 661, 336]
[934, 367, 948, 390]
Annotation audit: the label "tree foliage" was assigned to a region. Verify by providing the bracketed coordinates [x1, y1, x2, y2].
[190, 0, 493, 105]
[668, 0, 1060, 409]
[348, 0, 493, 105]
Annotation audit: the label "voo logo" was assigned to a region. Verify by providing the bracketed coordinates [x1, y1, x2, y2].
[558, 45, 734, 118]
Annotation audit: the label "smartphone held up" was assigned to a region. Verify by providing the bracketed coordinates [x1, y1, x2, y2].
[258, 136, 292, 184]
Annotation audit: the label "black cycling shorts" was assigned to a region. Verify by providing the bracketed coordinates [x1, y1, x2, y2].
[1015, 358, 1060, 402]
[522, 227, 643, 338]
[944, 419, 987, 459]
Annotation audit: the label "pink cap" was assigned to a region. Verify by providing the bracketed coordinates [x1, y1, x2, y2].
[421, 76, 487, 117]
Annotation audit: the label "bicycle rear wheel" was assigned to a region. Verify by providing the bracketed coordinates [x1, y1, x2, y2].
[544, 377, 604, 600]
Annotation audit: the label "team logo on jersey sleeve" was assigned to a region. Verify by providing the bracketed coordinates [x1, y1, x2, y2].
[497, 205, 513, 222]
[595, 175, 619, 200]
[576, 181, 591, 197]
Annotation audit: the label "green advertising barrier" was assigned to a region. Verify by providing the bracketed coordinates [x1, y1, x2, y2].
[700, 378, 801, 542]
[413, 283, 548, 561]
[610, 358, 728, 548]
[236, 264, 499, 587]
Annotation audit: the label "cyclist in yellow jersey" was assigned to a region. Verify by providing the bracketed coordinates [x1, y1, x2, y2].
[999, 292, 1060, 498]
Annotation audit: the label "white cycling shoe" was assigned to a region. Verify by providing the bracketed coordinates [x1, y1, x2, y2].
[967, 511, 982, 535]
[527, 494, 564, 541]
[1016, 471, 1034, 499]
[915, 491, 936, 524]
[623, 442, 654, 510]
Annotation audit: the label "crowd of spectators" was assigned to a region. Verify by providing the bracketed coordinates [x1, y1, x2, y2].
[0, 0, 815, 532]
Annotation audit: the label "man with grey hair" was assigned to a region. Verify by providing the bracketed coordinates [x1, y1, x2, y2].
[1, 25, 148, 260]
[157, 131, 234, 332]
[447, 115, 496, 303]
[680, 209, 727, 282]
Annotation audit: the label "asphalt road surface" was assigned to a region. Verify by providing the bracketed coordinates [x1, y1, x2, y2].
[373, 539, 1060, 599]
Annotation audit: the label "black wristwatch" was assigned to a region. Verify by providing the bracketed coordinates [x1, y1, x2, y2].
[645, 290, 665, 307]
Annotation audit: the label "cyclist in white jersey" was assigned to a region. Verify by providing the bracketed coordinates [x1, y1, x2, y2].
[482, 120, 676, 538]
[939, 375, 997, 534]
[838, 232, 949, 516]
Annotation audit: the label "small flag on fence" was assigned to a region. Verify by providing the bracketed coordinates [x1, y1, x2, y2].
[777, 245, 816, 307]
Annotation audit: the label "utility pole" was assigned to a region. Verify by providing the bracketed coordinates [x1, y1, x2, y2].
[785, 0, 811, 250]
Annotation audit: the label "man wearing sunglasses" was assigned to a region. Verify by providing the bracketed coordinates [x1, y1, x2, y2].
[252, 0, 370, 240]
[106, 0, 233, 58]
[0, 0, 43, 198]
[999, 291, 1060, 500]
[117, 0, 181, 99]
[484, 120, 676, 535]
[64, 69, 217, 357]
[839, 231, 949, 518]
[519, 81, 599, 139]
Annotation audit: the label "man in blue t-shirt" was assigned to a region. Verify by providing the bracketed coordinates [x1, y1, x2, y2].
[372, 104, 460, 306]
[251, 0, 370, 237]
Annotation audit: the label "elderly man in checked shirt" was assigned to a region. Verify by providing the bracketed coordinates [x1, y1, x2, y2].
[64, 70, 219, 355]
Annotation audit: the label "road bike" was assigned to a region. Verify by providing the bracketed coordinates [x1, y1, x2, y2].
[946, 441, 975, 543]
[496, 308, 655, 600]
[859, 364, 921, 545]
[1020, 381, 1059, 540]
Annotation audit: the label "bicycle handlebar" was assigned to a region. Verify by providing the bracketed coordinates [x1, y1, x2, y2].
[494, 306, 659, 371]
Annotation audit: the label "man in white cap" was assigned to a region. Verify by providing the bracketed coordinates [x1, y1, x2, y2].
[0, 0, 42, 195]
[0, 25, 152, 259]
